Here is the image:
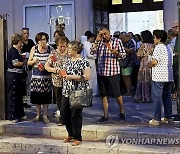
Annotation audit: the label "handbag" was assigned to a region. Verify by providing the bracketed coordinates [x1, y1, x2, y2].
[69, 75, 93, 109]
[119, 56, 130, 68]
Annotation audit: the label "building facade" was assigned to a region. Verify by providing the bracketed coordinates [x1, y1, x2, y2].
[0, 0, 94, 44]
[0, 0, 178, 44]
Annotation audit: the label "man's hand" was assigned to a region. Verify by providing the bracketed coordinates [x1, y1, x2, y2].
[96, 33, 103, 41]
[110, 49, 118, 55]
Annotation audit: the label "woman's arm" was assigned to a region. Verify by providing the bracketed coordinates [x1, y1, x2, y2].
[13, 61, 24, 67]
[27, 46, 39, 66]
[148, 58, 158, 67]
[65, 67, 91, 81]
[44, 60, 57, 73]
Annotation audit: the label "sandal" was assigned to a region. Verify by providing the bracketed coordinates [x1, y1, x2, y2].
[64, 137, 74, 143]
[72, 140, 81, 146]
[32, 116, 40, 122]
[43, 115, 50, 124]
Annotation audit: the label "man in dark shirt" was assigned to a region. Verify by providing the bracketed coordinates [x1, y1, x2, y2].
[21, 28, 35, 54]
[172, 20, 180, 121]
[21, 27, 35, 108]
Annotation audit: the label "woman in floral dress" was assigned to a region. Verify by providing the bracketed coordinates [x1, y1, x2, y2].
[133, 30, 154, 103]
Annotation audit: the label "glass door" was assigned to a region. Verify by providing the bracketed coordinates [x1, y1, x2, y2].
[48, 2, 74, 42]
[23, 4, 47, 42]
[23, 2, 75, 43]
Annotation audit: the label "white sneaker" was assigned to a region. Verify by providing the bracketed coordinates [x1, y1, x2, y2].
[13, 119, 19, 123]
[149, 119, 160, 126]
[54, 110, 60, 117]
[161, 117, 173, 124]
[21, 115, 27, 120]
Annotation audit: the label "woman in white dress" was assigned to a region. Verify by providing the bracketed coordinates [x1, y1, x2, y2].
[83, 31, 98, 96]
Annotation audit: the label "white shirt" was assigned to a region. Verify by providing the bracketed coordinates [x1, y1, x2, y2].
[152, 44, 173, 82]
[83, 41, 96, 60]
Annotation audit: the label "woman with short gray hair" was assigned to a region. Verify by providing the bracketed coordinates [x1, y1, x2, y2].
[6, 33, 26, 122]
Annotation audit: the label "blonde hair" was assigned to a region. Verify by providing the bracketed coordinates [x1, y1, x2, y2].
[11, 33, 22, 45]
[68, 40, 83, 54]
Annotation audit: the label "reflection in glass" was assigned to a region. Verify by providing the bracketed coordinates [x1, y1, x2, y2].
[132, 0, 143, 3]
[154, 0, 163, 2]
[112, 0, 122, 5]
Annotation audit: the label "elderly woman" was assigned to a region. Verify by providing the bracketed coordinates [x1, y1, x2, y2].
[61, 40, 91, 146]
[28, 32, 53, 124]
[148, 30, 174, 126]
[45, 36, 69, 126]
[6, 33, 26, 122]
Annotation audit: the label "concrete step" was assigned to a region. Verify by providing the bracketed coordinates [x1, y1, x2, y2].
[0, 133, 179, 154]
[1, 120, 180, 142]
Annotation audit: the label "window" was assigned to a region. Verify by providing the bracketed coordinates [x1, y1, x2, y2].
[109, 10, 164, 34]
[112, 0, 122, 5]
[132, 0, 143, 3]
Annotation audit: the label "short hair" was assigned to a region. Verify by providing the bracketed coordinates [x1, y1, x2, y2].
[97, 26, 109, 33]
[21, 27, 29, 31]
[167, 29, 176, 37]
[35, 32, 49, 44]
[113, 31, 120, 38]
[55, 36, 69, 46]
[68, 40, 83, 54]
[11, 33, 22, 45]
[84, 31, 95, 40]
[153, 30, 167, 43]
[141, 30, 153, 43]
[134, 34, 141, 42]
[54, 30, 65, 37]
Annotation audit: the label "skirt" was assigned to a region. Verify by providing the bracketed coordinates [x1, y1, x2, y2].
[30, 78, 52, 104]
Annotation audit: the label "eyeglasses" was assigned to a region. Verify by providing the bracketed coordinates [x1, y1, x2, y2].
[21, 27, 29, 31]
[39, 38, 46, 41]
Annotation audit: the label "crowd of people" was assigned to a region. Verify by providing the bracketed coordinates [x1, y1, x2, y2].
[5, 20, 179, 146]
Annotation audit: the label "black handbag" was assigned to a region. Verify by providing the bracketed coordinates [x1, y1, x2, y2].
[69, 76, 93, 109]
[119, 56, 130, 68]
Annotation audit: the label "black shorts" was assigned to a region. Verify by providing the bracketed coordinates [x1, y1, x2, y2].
[98, 74, 121, 97]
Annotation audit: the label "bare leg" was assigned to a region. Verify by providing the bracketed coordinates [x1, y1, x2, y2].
[43, 104, 50, 124]
[102, 96, 109, 117]
[126, 76, 132, 95]
[43, 104, 48, 116]
[116, 96, 125, 114]
[123, 75, 131, 95]
[33, 104, 41, 122]
[36, 104, 41, 117]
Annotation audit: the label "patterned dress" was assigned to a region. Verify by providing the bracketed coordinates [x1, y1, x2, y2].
[133, 43, 154, 103]
[47, 50, 68, 87]
[30, 45, 52, 105]
[62, 57, 91, 98]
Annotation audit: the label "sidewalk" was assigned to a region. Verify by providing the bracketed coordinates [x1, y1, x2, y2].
[25, 96, 179, 127]
[0, 96, 179, 154]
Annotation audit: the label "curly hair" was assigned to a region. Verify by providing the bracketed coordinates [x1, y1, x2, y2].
[68, 40, 83, 54]
[35, 32, 49, 44]
[11, 33, 22, 46]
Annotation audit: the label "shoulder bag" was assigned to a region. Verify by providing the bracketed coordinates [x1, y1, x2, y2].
[69, 75, 93, 109]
